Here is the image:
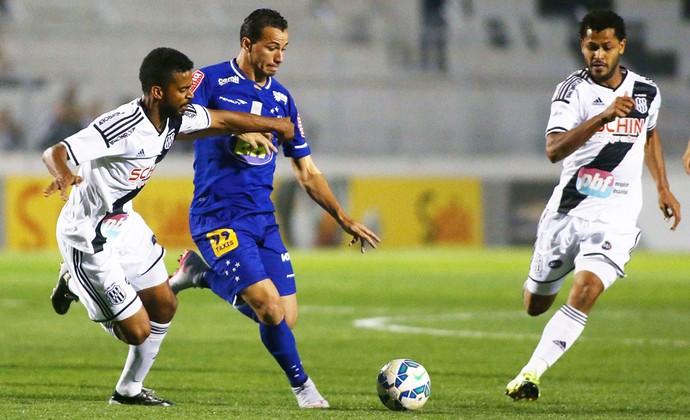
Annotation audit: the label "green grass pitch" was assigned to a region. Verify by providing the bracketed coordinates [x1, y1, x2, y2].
[0, 247, 688, 419]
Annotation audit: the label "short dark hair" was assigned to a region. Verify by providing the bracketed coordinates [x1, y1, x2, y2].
[240, 8, 288, 43]
[579, 9, 626, 40]
[138, 47, 194, 92]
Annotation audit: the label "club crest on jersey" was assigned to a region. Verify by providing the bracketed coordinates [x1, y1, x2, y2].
[602, 241, 612, 250]
[634, 96, 648, 114]
[105, 283, 127, 305]
[164, 130, 175, 150]
[576, 167, 614, 198]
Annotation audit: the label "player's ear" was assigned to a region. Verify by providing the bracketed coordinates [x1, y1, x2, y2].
[241, 37, 252, 52]
[618, 38, 626, 55]
[150, 85, 164, 100]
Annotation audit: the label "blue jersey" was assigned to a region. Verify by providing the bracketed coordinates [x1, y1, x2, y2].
[189, 59, 310, 220]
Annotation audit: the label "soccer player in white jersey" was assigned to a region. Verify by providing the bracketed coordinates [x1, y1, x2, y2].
[42, 47, 294, 406]
[505, 10, 680, 401]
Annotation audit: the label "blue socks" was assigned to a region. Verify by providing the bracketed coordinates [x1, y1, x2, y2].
[260, 319, 307, 387]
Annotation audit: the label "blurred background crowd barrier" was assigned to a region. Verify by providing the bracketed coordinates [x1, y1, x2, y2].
[1, 0, 689, 251]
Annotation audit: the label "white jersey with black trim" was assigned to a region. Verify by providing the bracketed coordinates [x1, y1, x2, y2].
[56, 98, 211, 253]
[544, 67, 660, 225]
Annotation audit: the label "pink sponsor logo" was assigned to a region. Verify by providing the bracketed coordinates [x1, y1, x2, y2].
[576, 167, 614, 198]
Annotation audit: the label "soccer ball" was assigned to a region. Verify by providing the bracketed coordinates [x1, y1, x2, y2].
[376, 358, 431, 411]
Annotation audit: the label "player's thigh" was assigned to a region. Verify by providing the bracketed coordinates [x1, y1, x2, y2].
[525, 210, 577, 296]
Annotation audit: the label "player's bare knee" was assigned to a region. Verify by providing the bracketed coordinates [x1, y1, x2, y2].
[117, 323, 151, 345]
[252, 297, 284, 326]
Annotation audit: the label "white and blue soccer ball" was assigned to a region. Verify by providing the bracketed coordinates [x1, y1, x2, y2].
[376, 358, 431, 411]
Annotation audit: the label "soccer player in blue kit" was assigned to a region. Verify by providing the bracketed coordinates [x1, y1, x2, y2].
[168, 8, 380, 408]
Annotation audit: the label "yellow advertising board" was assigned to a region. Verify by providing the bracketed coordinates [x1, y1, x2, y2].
[5, 177, 195, 250]
[349, 177, 483, 247]
[5, 176, 482, 250]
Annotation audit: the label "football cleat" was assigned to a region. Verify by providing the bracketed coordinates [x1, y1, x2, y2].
[51, 263, 79, 315]
[109, 388, 173, 406]
[168, 249, 210, 294]
[505, 371, 540, 401]
[291, 377, 330, 409]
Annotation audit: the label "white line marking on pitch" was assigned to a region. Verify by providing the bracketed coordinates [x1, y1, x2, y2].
[353, 313, 690, 348]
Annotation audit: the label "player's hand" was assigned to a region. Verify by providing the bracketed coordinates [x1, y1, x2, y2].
[601, 93, 635, 123]
[658, 188, 681, 231]
[235, 132, 278, 154]
[273, 117, 295, 143]
[44, 174, 82, 201]
[342, 218, 381, 254]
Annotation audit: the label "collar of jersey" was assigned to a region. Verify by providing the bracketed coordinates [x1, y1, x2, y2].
[230, 58, 273, 90]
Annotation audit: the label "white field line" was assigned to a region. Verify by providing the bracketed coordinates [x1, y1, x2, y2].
[351, 312, 690, 348]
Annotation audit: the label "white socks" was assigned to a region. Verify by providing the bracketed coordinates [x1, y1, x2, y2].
[521, 305, 587, 378]
[115, 320, 170, 396]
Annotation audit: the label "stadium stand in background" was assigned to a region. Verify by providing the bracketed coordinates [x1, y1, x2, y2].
[1, 0, 689, 156]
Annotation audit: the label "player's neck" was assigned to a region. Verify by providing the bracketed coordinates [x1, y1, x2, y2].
[140, 95, 165, 132]
[235, 56, 268, 85]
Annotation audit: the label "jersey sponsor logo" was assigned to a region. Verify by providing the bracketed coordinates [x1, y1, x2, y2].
[98, 111, 125, 126]
[597, 117, 644, 143]
[602, 240, 612, 250]
[592, 97, 605, 106]
[218, 96, 247, 105]
[206, 228, 239, 257]
[548, 260, 563, 269]
[218, 75, 240, 86]
[190, 70, 205, 93]
[576, 167, 614, 198]
[128, 165, 156, 182]
[109, 127, 135, 146]
[229, 136, 273, 166]
[105, 283, 127, 305]
[100, 213, 129, 239]
[273, 91, 288, 104]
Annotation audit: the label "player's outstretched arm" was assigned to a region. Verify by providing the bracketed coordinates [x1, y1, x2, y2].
[180, 110, 294, 142]
[291, 155, 381, 253]
[644, 128, 681, 230]
[42, 143, 82, 201]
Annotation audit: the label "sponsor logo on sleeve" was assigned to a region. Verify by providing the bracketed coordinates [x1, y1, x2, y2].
[190, 70, 205, 93]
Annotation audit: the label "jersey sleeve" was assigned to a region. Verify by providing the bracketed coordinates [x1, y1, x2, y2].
[180, 104, 212, 133]
[282, 95, 311, 158]
[646, 86, 661, 131]
[545, 82, 582, 135]
[190, 69, 211, 107]
[62, 111, 133, 165]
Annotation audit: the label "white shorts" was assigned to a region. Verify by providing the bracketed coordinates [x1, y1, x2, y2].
[525, 209, 640, 296]
[57, 211, 168, 323]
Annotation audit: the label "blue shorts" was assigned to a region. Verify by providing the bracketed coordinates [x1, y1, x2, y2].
[190, 209, 296, 305]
